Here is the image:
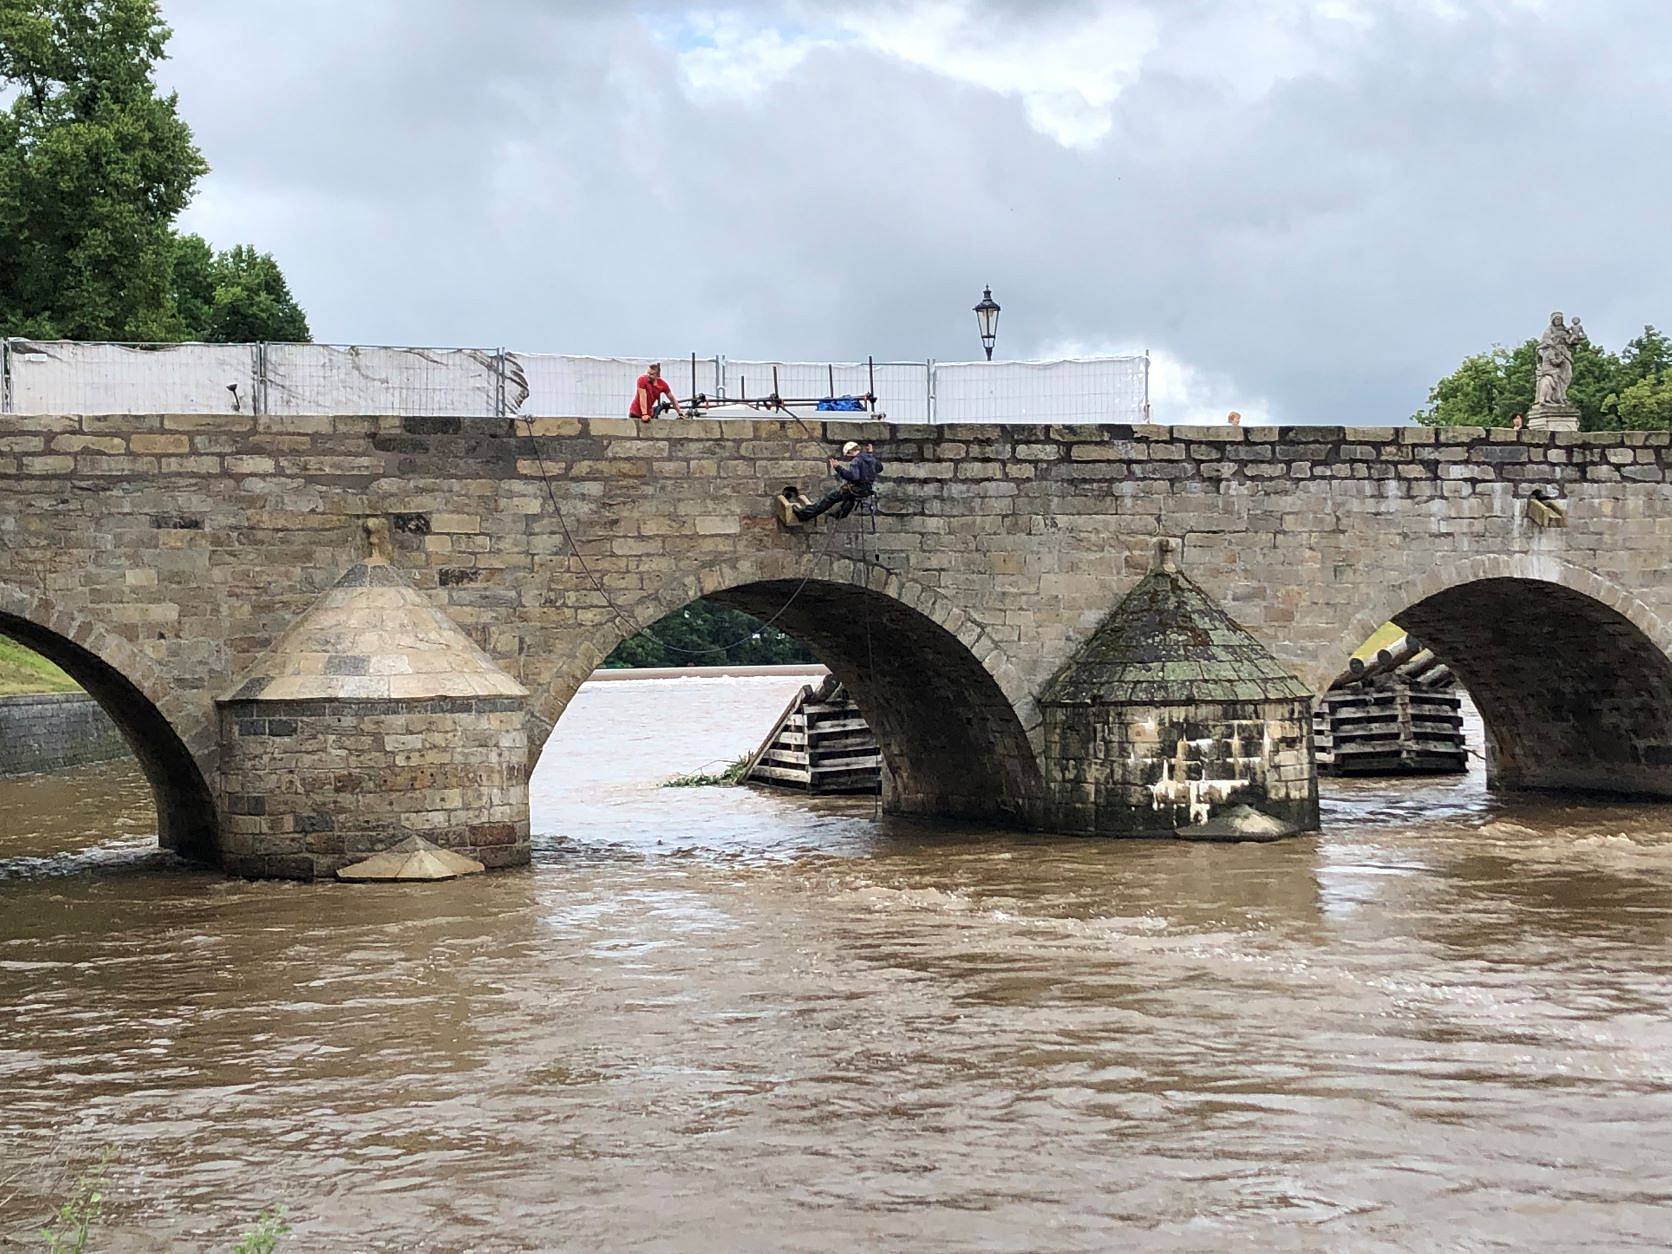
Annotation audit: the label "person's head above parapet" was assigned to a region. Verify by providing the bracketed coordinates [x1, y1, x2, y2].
[841, 441, 860, 456]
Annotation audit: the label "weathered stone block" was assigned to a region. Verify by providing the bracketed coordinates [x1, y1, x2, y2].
[130, 433, 193, 454]
[53, 434, 126, 454]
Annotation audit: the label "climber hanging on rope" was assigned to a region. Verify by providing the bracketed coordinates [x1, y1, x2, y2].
[780, 440, 884, 525]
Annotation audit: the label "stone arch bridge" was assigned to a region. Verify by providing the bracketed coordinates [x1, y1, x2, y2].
[3, 412, 1671, 877]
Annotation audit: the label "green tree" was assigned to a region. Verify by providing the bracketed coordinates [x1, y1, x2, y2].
[1411, 347, 1522, 428]
[167, 229, 215, 334]
[605, 599, 816, 668]
[0, 0, 206, 338]
[1613, 375, 1672, 429]
[0, 0, 310, 342]
[172, 235, 309, 342]
[1620, 325, 1672, 380]
[1607, 326, 1672, 429]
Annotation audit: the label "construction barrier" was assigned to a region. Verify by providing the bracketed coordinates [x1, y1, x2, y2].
[0, 339, 1149, 424]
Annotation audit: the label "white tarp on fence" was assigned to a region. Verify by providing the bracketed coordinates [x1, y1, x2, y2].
[1, 340, 1148, 423]
[265, 345, 502, 416]
[933, 355, 1148, 424]
[5, 340, 259, 415]
[519, 354, 723, 419]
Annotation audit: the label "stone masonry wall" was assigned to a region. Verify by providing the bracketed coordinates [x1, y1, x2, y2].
[0, 692, 127, 777]
[217, 696, 529, 880]
[1043, 699, 1317, 837]
[4, 413, 1672, 859]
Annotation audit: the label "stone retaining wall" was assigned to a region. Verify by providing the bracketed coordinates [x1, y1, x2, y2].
[0, 692, 126, 777]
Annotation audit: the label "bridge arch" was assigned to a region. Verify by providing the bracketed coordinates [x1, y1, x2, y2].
[0, 583, 218, 862]
[527, 553, 1044, 825]
[1316, 557, 1672, 799]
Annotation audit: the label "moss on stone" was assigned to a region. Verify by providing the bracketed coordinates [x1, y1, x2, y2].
[1041, 567, 1311, 706]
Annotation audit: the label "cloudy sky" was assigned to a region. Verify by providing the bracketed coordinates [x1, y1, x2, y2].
[158, 0, 1672, 422]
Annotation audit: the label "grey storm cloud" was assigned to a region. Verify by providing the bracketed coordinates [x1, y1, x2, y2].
[156, 0, 1672, 422]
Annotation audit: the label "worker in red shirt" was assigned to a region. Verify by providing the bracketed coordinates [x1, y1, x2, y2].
[630, 362, 677, 422]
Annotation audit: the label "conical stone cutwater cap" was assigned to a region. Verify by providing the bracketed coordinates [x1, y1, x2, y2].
[1042, 539, 1312, 706]
[222, 519, 527, 703]
[336, 835, 486, 881]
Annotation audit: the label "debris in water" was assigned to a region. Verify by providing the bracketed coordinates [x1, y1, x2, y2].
[1174, 803, 1298, 844]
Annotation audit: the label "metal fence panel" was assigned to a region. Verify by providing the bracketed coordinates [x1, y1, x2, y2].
[518, 353, 722, 418]
[724, 360, 930, 422]
[5, 340, 259, 415]
[264, 344, 500, 416]
[932, 356, 1149, 424]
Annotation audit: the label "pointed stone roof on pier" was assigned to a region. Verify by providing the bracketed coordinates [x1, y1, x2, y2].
[1041, 539, 1311, 706]
[221, 520, 526, 703]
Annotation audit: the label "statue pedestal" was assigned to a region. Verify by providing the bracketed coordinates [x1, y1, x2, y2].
[1527, 404, 1580, 432]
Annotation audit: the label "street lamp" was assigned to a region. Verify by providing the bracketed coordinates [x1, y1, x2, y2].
[973, 285, 1000, 361]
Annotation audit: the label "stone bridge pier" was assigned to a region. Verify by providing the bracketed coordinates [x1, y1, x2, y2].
[3, 413, 1672, 877]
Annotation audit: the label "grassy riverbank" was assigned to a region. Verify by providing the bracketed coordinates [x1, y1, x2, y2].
[0, 639, 79, 697]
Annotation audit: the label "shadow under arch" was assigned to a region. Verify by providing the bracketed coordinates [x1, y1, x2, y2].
[0, 589, 218, 862]
[531, 554, 1045, 825]
[1316, 557, 1672, 799]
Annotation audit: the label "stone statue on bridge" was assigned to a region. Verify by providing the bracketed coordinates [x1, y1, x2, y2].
[1529, 311, 1586, 430]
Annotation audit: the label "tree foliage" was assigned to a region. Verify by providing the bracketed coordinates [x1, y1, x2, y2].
[1614, 374, 1672, 430]
[0, 0, 308, 341]
[1415, 324, 1672, 431]
[605, 599, 816, 668]
[0, 0, 204, 338]
[1613, 326, 1672, 430]
[172, 234, 309, 342]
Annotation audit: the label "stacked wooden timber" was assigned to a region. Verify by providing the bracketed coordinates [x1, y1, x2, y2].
[743, 675, 882, 794]
[1315, 635, 1468, 776]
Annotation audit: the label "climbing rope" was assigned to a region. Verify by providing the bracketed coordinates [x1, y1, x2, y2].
[857, 505, 884, 818]
[517, 415, 864, 657]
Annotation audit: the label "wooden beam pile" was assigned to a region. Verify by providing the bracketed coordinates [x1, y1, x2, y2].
[744, 675, 882, 794]
[1316, 635, 1469, 776]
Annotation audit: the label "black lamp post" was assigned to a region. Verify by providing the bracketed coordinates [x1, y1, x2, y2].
[973, 285, 1000, 361]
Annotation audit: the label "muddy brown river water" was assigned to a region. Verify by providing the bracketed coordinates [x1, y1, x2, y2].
[4, 675, 1672, 1250]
